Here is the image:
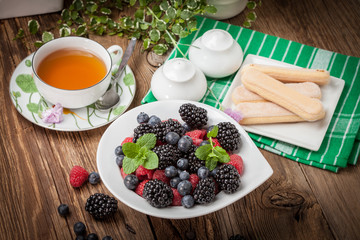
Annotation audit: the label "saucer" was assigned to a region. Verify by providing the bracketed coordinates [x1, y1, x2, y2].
[9, 53, 136, 131]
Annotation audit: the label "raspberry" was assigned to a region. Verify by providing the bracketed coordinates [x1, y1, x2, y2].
[192, 138, 203, 146]
[135, 180, 150, 196]
[228, 154, 244, 175]
[152, 169, 170, 185]
[189, 174, 199, 193]
[135, 165, 154, 181]
[121, 137, 133, 145]
[120, 168, 130, 179]
[211, 138, 221, 147]
[69, 166, 89, 187]
[185, 130, 206, 139]
[171, 188, 182, 206]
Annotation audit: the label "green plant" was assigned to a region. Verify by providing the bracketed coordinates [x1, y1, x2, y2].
[243, 0, 262, 28]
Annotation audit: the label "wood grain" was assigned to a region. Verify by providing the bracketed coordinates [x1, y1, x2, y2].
[0, 0, 359, 239]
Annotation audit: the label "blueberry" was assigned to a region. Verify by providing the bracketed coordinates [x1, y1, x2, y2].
[57, 204, 69, 217]
[164, 166, 178, 178]
[197, 166, 210, 179]
[137, 112, 149, 124]
[177, 158, 189, 170]
[182, 123, 192, 132]
[210, 166, 219, 177]
[199, 140, 210, 146]
[177, 169, 182, 176]
[88, 172, 101, 185]
[102, 236, 113, 240]
[178, 136, 192, 152]
[183, 135, 193, 144]
[116, 155, 124, 167]
[179, 171, 190, 181]
[148, 115, 161, 126]
[124, 174, 139, 190]
[165, 132, 180, 145]
[114, 145, 123, 156]
[76, 236, 86, 240]
[87, 233, 99, 240]
[181, 195, 195, 208]
[74, 222, 86, 236]
[177, 180, 192, 196]
[170, 177, 182, 188]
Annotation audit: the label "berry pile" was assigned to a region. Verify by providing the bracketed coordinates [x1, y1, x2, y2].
[115, 103, 244, 208]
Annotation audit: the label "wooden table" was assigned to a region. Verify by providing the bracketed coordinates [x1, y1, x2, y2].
[1, 0, 359, 239]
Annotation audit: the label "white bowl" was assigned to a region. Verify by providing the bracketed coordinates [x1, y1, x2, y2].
[203, 0, 248, 20]
[151, 58, 207, 101]
[32, 36, 123, 109]
[97, 100, 273, 219]
[189, 29, 244, 78]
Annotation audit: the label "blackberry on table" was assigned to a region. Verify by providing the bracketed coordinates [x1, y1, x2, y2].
[181, 145, 205, 173]
[85, 193, 118, 219]
[216, 122, 241, 151]
[214, 164, 241, 194]
[133, 123, 154, 142]
[193, 177, 216, 204]
[153, 144, 181, 169]
[143, 179, 173, 208]
[179, 103, 208, 128]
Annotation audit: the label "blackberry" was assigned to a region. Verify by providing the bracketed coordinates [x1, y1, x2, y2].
[153, 121, 167, 142]
[182, 145, 205, 173]
[164, 119, 184, 137]
[133, 123, 154, 142]
[143, 179, 173, 208]
[216, 122, 241, 151]
[85, 193, 118, 220]
[153, 144, 181, 169]
[193, 177, 216, 204]
[179, 103, 208, 128]
[214, 164, 241, 194]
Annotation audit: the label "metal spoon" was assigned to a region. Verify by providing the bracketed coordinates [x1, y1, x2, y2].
[95, 37, 137, 111]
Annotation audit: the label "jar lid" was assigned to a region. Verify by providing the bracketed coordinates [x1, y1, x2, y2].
[163, 58, 196, 82]
[201, 29, 234, 51]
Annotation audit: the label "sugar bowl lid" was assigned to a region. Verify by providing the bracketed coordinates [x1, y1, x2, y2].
[163, 58, 196, 82]
[201, 29, 234, 51]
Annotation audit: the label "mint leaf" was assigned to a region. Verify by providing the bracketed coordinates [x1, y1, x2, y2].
[122, 142, 140, 158]
[123, 156, 138, 174]
[134, 147, 147, 166]
[195, 144, 212, 160]
[143, 151, 158, 169]
[213, 146, 230, 163]
[136, 133, 156, 149]
[205, 156, 218, 171]
[207, 125, 218, 138]
[28, 20, 39, 34]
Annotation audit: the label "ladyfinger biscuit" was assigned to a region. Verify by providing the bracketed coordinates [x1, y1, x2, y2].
[235, 102, 305, 125]
[231, 82, 321, 104]
[241, 64, 330, 85]
[241, 69, 325, 121]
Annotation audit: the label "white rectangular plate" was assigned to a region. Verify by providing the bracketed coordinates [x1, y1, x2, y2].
[222, 54, 345, 151]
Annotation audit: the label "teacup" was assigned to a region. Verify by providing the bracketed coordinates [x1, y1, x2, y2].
[32, 36, 123, 109]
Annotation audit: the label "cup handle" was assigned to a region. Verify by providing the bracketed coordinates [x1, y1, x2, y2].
[107, 45, 123, 74]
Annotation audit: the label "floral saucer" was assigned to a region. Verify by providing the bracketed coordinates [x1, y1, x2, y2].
[9, 53, 136, 131]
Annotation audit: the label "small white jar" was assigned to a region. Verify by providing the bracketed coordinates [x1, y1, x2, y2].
[151, 58, 207, 101]
[189, 29, 244, 78]
[204, 0, 248, 20]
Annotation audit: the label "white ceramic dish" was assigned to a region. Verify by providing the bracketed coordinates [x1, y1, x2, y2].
[222, 54, 345, 151]
[97, 100, 273, 219]
[9, 53, 136, 131]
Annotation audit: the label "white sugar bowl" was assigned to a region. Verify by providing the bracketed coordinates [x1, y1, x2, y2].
[189, 29, 243, 78]
[151, 58, 207, 101]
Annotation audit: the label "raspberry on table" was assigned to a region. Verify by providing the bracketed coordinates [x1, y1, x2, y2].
[69, 166, 89, 188]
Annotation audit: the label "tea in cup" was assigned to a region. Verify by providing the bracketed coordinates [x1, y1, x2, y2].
[32, 36, 123, 109]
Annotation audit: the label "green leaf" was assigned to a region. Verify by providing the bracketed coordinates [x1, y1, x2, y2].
[61, 9, 70, 21]
[71, 11, 79, 20]
[143, 151, 159, 169]
[152, 44, 168, 55]
[195, 144, 212, 160]
[140, 23, 149, 30]
[122, 142, 140, 158]
[25, 60, 32, 67]
[123, 156, 138, 174]
[76, 24, 87, 36]
[129, 0, 136, 6]
[149, 29, 160, 42]
[28, 20, 39, 34]
[135, 9, 144, 19]
[139, 0, 146, 7]
[26, 103, 39, 113]
[213, 146, 230, 163]
[247, 1, 256, 10]
[136, 133, 156, 149]
[172, 23, 182, 35]
[13, 91, 21, 98]
[101, 7, 111, 15]
[247, 11, 257, 22]
[187, 20, 197, 31]
[73, 0, 84, 11]
[88, 3, 98, 13]
[207, 125, 218, 138]
[113, 105, 126, 115]
[160, 1, 169, 11]
[187, 0, 198, 9]
[180, 10, 192, 20]
[123, 73, 134, 86]
[13, 28, 24, 40]
[166, 7, 176, 19]
[205, 157, 218, 171]
[59, 26, 71, 37]
[34, 41, 43, 48]
[156, 20, 166, 31]
[204, 5, 217, 14]
[243, 20, 251, 28]
[42, 31, 54, 43]
[179, 30, 189, 38]
[15, 74, 38, 93]
[143, 38, 151, 49]
[135, 147, 147, 166]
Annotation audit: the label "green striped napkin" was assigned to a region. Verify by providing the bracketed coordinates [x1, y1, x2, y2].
[142, 17, 360, 172]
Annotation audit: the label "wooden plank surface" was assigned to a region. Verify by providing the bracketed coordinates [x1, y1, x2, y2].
[0, 0, 359, 239]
